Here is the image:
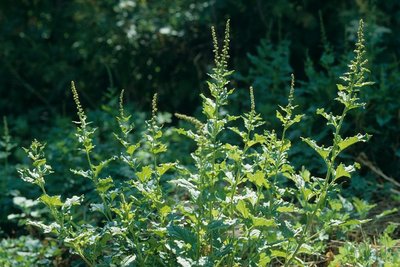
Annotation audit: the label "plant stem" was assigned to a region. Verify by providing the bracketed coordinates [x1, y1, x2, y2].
[284, 105, 349, 266]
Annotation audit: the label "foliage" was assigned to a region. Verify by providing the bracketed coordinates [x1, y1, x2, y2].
[329, 224, 400, 267]
[15, 19, 392, 266]
[0, 235, 61, 267]
[239, 8, 400, 197]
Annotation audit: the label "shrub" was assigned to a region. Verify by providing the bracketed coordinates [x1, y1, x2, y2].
[18, 19, 373, 266]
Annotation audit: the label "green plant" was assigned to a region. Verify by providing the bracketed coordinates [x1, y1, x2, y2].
[0, 235, 61, 267]
[329, 223, 400, 267]
[0, 117, 16, 187]
[18, 19, 373, 266]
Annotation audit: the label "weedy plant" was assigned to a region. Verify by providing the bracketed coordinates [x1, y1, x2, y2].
[1, 117, 16, 189]
[19, 19, 374, 266]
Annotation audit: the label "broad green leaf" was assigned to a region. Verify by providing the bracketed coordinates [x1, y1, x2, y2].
[152, 144, 167, 154]
[298, 243, 314, 254]
[167, 225, 196, 245]
[254, 133, 267, 144]
[247, 133, 267, 147]
[300, 167, 310, 182]
[258, 252, 271, 266]
[336, 84, 346, 91]
[301, 137, 331, 160]
[276, 110, 286, 124]
[271, 250, 288, 258]
[207, 220, 234, 231]
[126, 144, 140, 155]
[225, 143, 241, 161]
[252, 217, 275, 227]
[156, 163, 175, 176]
[335, 163, 351, 180]
[236, 200, 250, 218]
[136, 166, 153, 182]
[97, 177, 114, 194]
[40, 194, 63, 207]
[316, 108, 341, 127]
[201, 94, 216, 118]
[337, 133, 370, 152]
[277, 206, 295, 213]
[340, 219, 371, 226]
[160, 205, 171, 217]
[247, 171, 268, 188]
[93, 156, 117, 178]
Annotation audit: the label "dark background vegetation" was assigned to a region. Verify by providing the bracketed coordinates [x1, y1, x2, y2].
[1, 0, 399, 236]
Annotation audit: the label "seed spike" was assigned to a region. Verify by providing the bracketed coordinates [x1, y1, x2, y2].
[211, 26, 220, 66]
[151, 93, 158, 121]
[289, 73, 295, 105]
[175, 113, 203, 129]
[71, 81, 87, 126]
[249, 86, 255, 114]
[119, 89, 125, 117]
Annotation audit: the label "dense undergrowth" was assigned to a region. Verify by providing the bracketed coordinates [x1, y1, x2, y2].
[2, 19, 396, 266]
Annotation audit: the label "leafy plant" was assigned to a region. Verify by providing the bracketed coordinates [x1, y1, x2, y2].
[0, 235, 61, 267]
[18, 19, 374, 266]
[329, 223, 400, 267]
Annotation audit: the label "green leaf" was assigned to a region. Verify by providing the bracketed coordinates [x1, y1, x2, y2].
[136, 166, 153, 182]
[70, 168, 91, 179]
[334, 163, 351, 180]
[271, 250, 288, 258]
[247, 171, 268, 188]
[28, 221, 60, 234]
[201, 94, 216, 118]
[375, 208, 398, 220]
[160, 205, 171, 217]
[277, 206, 295, 213]
[127, 144, 140, 155]
[152, 143, 167, 154]
[40, 194, 63, 207]
[340, 219, 371, 226]
[236, 200, 250, 218]
[97, 177, 114, 194]
[258, 252, 271, 266]
[33, 158, 46, 167]
[336, 84, 346, 91]
[301, 137, 331, 160]
[156, 163, 175, 176]
[167, 225, 196, 245]
[93, 156, 117, 178]
[170, 179, 200, 199]
[63, 195, 83, 210]
[276, 110, 286, 124]
[337, 133, 370, 152]
[207, 220, 234, 231]
[121, 255, 136, 266]
[252, 217, 276, 227]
